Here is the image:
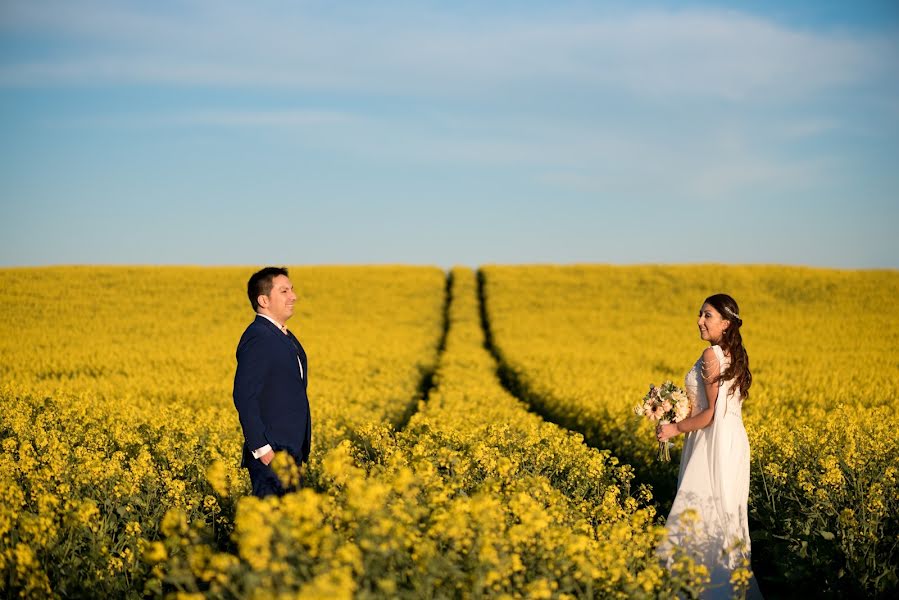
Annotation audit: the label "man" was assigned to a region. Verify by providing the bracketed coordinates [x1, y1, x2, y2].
[233, 267, 311, 498]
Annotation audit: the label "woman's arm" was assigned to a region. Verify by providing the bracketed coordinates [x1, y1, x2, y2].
[658, 347, 720, 441]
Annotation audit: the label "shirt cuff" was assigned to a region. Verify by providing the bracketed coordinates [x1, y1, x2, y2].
[251, 444, 273, 459]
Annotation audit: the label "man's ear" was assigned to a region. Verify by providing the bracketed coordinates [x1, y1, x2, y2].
[257, 294, 269, 309]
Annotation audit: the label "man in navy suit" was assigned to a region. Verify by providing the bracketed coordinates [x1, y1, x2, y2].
[233, 266, 311, 498]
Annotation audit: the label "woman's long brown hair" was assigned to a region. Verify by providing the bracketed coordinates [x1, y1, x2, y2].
[705, 293, 752, 399]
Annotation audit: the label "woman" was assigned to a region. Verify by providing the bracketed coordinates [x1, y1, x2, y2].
[657, 294, 762, 598]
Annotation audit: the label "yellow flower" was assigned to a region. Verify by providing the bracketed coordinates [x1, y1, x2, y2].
[205, 460, 230, 497]
[160, 508, 188, 537]
[143, 541, 167, 564]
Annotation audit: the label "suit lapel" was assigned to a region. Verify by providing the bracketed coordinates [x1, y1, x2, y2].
[255, 316, 306, 383]
[255, 315, 295, 351]
[287, 331, 308, 384]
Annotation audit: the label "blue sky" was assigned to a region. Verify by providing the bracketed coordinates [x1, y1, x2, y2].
[1, 0, 897, 268]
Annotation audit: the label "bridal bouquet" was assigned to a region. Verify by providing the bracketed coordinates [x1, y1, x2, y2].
[633, 381, 691, 461]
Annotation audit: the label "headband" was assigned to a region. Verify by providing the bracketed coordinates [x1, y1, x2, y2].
[723, 306, 741, 321]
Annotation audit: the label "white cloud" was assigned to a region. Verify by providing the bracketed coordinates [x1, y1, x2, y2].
[556, 11, 890, 100]
[2, 0, 894, 224]
[1, 1, 894, 102]
[161, 109, 353, 127]
[777, 118, 841, 140]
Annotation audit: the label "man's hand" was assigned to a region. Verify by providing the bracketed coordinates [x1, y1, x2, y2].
[260, 449, 275, 465]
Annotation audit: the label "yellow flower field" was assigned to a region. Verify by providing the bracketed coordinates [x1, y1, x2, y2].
[79, 268, 706, 598]
[1, 265, 704, 599]
[480, 264, 899, 596]
[2, 264, 896, 597]
[0, 266, 446, 597]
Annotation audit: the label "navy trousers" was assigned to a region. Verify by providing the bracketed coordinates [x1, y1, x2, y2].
[246, 457, 301, 498]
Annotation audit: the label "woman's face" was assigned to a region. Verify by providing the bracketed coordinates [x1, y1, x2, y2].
[698, 302, 730, 344]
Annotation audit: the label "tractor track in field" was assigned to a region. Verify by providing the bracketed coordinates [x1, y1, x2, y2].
[394, 270, 453, 432]
[394, 267, 674, 512]
[474, 268, 679, 512]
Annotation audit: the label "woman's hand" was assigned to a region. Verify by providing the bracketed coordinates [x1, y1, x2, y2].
[656, 422, 679, 442]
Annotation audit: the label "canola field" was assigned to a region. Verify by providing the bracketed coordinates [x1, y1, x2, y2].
[1, 264, 896, 598]
[0, 266, 446, 598]
[480, 265, 899, 596]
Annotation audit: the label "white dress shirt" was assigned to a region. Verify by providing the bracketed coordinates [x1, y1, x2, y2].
[251, 313, 304, 460]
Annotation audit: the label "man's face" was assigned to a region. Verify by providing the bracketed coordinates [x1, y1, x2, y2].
[259, 274, 296, 324]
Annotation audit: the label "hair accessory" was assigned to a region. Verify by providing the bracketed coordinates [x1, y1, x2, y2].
[724, 306, 741, 321]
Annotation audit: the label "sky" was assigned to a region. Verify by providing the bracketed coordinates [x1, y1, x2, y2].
[1, 0, 898, 269]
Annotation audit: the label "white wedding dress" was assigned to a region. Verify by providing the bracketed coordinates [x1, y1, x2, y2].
[661, 345, 762, 598]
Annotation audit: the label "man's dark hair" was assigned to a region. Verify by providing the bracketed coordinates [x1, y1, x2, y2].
[247, 267, 289, 311]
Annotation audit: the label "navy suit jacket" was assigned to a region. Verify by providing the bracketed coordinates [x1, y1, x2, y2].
[233, 315, 311, 467]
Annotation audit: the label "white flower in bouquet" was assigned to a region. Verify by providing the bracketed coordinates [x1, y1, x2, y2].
[672, 391, 691, 421]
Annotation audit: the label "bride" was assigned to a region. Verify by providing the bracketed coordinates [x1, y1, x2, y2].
[656, 294, 763, 598]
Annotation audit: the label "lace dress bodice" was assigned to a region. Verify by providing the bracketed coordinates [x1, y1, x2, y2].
[684, 356, 707, 415]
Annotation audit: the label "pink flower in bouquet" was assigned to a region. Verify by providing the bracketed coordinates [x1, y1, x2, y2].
[650, 403, 667, 420]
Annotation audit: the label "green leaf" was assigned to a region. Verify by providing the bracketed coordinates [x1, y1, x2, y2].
[819, 530, 835, 540]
